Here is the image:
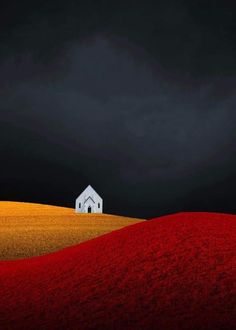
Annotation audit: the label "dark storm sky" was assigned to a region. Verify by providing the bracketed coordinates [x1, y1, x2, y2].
[1, 0, 236, 218]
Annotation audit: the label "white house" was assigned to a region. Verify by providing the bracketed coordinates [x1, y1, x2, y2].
[75, 185, 103, 213]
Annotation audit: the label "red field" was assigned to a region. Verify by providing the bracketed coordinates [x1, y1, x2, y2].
[0, 212, 235, 329]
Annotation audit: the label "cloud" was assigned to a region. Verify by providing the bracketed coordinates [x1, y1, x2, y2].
[1, 35, 236, 216]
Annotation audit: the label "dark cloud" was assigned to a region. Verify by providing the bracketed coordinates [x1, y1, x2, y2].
[1, 1, 236, 217]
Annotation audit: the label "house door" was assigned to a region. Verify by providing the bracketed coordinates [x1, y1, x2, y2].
[88, 206, 92, 213]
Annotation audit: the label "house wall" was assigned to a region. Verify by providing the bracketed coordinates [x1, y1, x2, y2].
[75, 192, 103, 213]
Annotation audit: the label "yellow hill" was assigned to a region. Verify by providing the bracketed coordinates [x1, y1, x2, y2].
[0, 202, 144, 260]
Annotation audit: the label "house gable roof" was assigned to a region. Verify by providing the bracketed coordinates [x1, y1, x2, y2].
[76, 185, 102, 201]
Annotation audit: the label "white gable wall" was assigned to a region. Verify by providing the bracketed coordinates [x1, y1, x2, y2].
[75, 185, 103, 213]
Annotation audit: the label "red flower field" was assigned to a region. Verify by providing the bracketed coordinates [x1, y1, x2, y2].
[0, 212, 235, 329]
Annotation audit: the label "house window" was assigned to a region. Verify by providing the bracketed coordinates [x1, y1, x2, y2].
[79, 203, 81, 208]
[98, 203, 100, 208]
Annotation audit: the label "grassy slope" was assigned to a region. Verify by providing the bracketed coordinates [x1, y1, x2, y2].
[0, 212, 235, 329]
[0, 202, 144, 259]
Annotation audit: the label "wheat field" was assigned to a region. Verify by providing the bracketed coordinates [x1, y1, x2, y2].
[0, 202, 144, 260]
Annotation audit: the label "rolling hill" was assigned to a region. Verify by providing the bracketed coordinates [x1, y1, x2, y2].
[0, 212, 235, 329]
[0, 202, 144, 259]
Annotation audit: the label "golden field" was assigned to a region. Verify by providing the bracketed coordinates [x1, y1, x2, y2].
[0, 202, 144, 260]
